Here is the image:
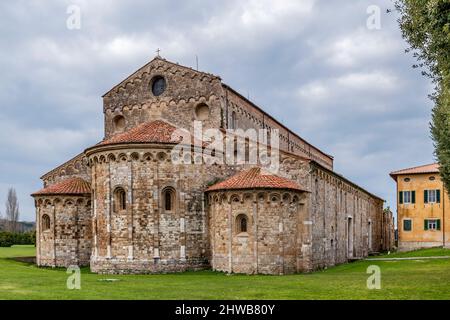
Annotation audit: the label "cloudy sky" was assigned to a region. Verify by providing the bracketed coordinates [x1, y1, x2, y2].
[0, 0, 434, 222]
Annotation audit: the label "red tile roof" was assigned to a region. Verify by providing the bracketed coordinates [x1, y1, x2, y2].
[390, 163, 439, 179]
[206, 167, 307, 192]
[32, 177, 91, 196]
[98, 120, 182, 147]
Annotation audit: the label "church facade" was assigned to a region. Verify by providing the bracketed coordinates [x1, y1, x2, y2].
[32, 56, 394, 274]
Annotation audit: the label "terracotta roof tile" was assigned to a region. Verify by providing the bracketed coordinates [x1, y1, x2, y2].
[98, 120, 181, 147]
[206, 167, 307, 192]
[32, 177, 91, 196]
[390, 163, 439, 179]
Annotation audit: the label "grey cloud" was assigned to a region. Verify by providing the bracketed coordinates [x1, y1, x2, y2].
[0, 0, 435, 221]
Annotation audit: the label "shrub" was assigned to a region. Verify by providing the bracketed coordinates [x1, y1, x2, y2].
[0, 231, 36, 247]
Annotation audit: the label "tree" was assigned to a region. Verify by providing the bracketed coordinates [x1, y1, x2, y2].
[395, 0, 450, 191]
[5, 188, 20, 233]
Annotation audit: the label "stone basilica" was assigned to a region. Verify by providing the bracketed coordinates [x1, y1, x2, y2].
[32, 56, 394, 274]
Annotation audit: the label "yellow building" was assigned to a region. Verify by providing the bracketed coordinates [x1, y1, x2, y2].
[390, 163, 449, 251]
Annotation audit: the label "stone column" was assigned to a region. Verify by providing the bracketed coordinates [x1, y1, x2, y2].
[228, 197, 233, 273]
[252, 193, 258, 274]
[128, 158, 134, 261]
[36, 205, 41, 266]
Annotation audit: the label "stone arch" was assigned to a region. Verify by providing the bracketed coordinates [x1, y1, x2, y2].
[143, 152, 153, 161]
[107, 153, 116, 162]
[243, 192, 254, 203]
[282, 193, 291, 204]
[130, 152, 140, 161]
[257, 192, 266, 202]
[195, 103, 210, 121]
[64, 198, 75, 207]
[156, 151, 167, 162]
[113, 115, 126, 133]
[118, 153, 128, 162]
[229, 194, 241, 204]
[269, 193, 281, 203]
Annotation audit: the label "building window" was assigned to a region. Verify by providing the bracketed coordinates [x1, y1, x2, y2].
[403, 219, 412, 232]
[399, 190, 415, 204]
[404, 177, 410, 182]
[114, 188, 126, 212]
[42, 214, 51, 231]
[230, 111, 237, 130]
[424, 189, 440, 203]
[429, 176, 436, 181]
[236, 214, 248, 234]
[151, 76, 166, 96]
[425, 219, 440, 231]
[162, 187, 175, 211]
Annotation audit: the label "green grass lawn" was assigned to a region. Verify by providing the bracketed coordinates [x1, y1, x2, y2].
[1, 245, 450, 300]
[376, 247, 450, 258]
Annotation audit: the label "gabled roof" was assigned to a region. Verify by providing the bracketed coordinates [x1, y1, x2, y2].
[206, 167, 307, 192]
[102, 56, 220, 97]
[32, 177, 91, 196]
[389, 163, 439, 180]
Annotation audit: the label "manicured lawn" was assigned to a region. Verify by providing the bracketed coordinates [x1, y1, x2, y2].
[1, 245, 450, 300]
[376, 247, 450, 258]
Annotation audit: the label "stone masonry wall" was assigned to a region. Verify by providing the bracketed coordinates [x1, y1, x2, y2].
[208, 190, 308, 275]
[88, 145, 243, 274]
[307, 165, 385, 270]
[35, 196, 92, 267]
[103, 58, 224, 139]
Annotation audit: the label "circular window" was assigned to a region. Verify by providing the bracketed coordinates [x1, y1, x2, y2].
[195, 103, 210, 121]
[404, 178, 410, 182]
[429, 176, 436, 181]
[151, 76, 166, 96]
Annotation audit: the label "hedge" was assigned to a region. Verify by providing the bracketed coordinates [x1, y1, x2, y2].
[0, 231, 36, 247]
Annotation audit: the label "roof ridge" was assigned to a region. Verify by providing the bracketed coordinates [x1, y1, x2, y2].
[206, 166, 307, 192]
[32, 177, 91, 196]
[390, 162, 438, 175]
[103, 56, 220, 97]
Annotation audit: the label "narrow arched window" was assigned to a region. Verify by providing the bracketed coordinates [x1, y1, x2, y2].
[236, 214, 248, 234]
[240, 217, 247, 232]
[231, 111, 237, 129]
[42, 214, 50, 231]
[114, 188, 126, 212]
[162, 187, 175, 212]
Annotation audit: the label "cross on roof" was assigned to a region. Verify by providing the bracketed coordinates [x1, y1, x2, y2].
[156, 48, 161, 57]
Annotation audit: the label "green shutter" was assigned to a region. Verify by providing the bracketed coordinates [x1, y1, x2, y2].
[437, 219, 441, 230]
[403, 220, 412, 231]
[399, 191, 403, 204]
[437, 190, 441, 203]
[424, 190, 428, 204]
[412, 191, 416, 204]
[424, 219, 428, 230]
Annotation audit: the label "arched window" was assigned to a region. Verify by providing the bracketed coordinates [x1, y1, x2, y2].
[231, 111, 237, 129]
[42, 214, 50, 231]
[162, 187, 175, 212]
[114, 188, 126, 212]
[236, 214, 248, 234]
